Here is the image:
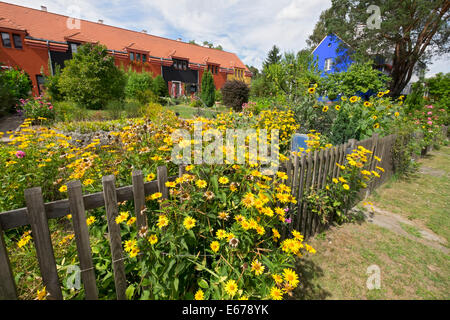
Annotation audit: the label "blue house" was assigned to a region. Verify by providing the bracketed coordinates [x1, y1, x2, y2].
[312, 33, 354, 77]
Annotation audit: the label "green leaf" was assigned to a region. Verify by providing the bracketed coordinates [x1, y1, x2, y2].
[126, 285, 135, 300]
[198, 278, 209, 289]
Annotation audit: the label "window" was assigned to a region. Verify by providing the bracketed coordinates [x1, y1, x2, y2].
[136, 53, 141, 62]
[1, 33, 11, 48]
[129, 52, 134, 61]
[142, 54, 147, 63]
[70, 43, 79, 54]
[324, 58, 333, 71]
[12, 34, 22, 49]
[36, 75, 45, 95]
[215, 66, 218, 74]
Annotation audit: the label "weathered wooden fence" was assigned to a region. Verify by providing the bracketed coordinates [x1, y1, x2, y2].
[0, 128, 445, 300]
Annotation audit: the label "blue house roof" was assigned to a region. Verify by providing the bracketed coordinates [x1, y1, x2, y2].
[312, 33, 354, 77]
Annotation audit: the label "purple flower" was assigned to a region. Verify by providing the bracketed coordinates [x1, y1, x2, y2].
[15, 151, 26, 159]
[284, 207, 289, 212]
[285, 218, 292, 224]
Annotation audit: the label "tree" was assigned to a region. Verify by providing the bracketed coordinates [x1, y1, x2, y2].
[308, 0, 450, 96]
[263, 45, 282, 69]
[125, 69, 153, 99]
[246, 65, 260, 79]
[59, 43, 126, 109]
[425, 72, 450, 107]
[322, 61, 391, 99]
[0, 67, 32, 114]
[200, 71, 216, 107]
[221, 80, 250, 112]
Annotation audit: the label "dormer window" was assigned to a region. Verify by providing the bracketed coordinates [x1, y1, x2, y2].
[12, 34, 22, 49]
[70, 43, 79, 54]
[173, 59, 188, 70]
[1, 32, 11, 48]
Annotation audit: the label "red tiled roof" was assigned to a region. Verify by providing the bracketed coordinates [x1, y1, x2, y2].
[0, 1, 248, 71]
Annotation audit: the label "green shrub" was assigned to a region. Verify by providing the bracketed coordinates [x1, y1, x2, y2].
[200, 71, 215, 107]
[44, 64, 65, 102]
[215, 89, 222, 103]
[221, 80, 250, 112]
[17, 95, 55, 123]
[0, 67, 32, 114]
[123, 100, 141, 118]
[58, 43, 126, 110]
[152, 75, 169, 100]
[53, 101, 82, 122]
[125, 70, 153, 102]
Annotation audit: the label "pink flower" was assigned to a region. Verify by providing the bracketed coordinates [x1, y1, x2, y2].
[426, 105, 433, 109]
[15, 151, 26, 158]
[49, 106, 53, 110]
[285, 218, 292, 224]
[427, 121, 433, 125]
[427, 111, 432, 115]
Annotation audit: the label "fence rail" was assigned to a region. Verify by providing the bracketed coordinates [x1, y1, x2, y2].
[0, 128, 445, 300]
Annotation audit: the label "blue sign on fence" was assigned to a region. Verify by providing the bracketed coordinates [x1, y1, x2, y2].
[290, 133, 309, 153]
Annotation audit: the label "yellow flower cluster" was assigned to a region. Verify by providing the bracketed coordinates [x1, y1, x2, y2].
[17, 230, 32, 248]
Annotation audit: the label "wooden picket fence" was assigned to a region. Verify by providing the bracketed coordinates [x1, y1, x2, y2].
[0, 128, 445, 300]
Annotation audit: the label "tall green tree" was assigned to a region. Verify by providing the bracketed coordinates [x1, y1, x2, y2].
[308, 0, 450, 96]
[263, 45, 282, 69]
[201, 71, 216, 107]
[59, 43, 126, 109]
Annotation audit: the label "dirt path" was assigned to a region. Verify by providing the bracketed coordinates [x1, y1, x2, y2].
[362, 204, 449, 255]
[0, 114, 23, 142]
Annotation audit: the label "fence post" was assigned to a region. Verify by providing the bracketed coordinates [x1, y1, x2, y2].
[0, 223, 17, 300]
[157, 166, 169, 200]
[132, 170, 147, 233]
[24, 187, 63, 300]
[67, 181, 98, 300]
[102, 175, 127, 300]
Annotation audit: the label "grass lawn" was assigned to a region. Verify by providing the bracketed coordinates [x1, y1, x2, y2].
[294, 145, 450, 300]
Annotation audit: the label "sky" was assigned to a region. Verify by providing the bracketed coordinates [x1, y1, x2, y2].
[5, 0, 450, 78]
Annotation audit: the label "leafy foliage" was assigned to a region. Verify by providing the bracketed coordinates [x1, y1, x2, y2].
[125, 70, 153, 103]
[0, 67, 32, 114]
[152, 75, 169, 99]
[58, 43, 126, 110]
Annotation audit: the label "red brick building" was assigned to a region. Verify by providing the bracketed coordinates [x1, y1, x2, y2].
[0, 2, 252, 96]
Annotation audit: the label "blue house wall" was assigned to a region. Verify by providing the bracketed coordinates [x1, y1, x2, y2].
[313, 34, 353, 77]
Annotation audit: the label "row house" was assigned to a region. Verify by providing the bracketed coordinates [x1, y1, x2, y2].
[0, 2, 252, 96]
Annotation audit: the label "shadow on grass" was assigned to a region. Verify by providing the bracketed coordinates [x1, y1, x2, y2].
[290, 258, 332, 300]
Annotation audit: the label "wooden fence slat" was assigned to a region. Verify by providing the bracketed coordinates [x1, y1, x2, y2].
[0, 223, 17, 300]
[309, 151, 320, 237]
[67, 181, 98, 300]
[132, 170, 147, 233]
[102, 175, 127, 300]
[24, 187, 63, 300]
[157, 166, 169, 200]
[311, 150, 319, 189]
[295, 155, 306, 233]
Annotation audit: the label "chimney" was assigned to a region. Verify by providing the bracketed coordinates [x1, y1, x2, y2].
[98, 19, 103, 24]
[142, 30, 147, 33]
[41, 5, 47, 12]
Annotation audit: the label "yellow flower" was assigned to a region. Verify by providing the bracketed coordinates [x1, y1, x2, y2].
[272, 274, 283, 284]
[86, 216, 96, 226]
[124, 239, 137, 252]
[165, 181, 177, 188]
[335, 104, 341, 111]
[349, 96, 358, 103]
[283, 268, 299, 288]
[148, 234, 158, 245]
[216, 229, 227, 240]
[83, 179, 94, 186]
[146, 173, 156, 182]
[341, 96, 347, 101]
[377, 92, 384, 97]
[322, 106, 329, 112]
[59, 185, 68, 193]
[394, 112, 399, 117]
[115, 211, 130, 224]
[276, 171, 288, 180]
[332, 178, 339, 184]
[36, 287, 47, 300]
[373, 123, 380, 129]
[210, 241, 220, 253]
[251, 260, 265, 276]
[129, 246, 140, 258]
[194, 289, 204, 300]
[157, 215, 169, 229]
[127, 217, 136, 225]
[151, 192, 162, 200]
[196, 179, 207, 188]
[270, 286, 283, 300]
[308, 87, 316, 94]
[185, 165, 194, 172]
[224, 280, 238, 297]
[343, 184, 350, 190]
[183, 216, 196, 230]
[218, 176, 229, 184]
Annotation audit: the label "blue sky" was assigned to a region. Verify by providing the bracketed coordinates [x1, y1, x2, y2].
[6, 0, 450, 77]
